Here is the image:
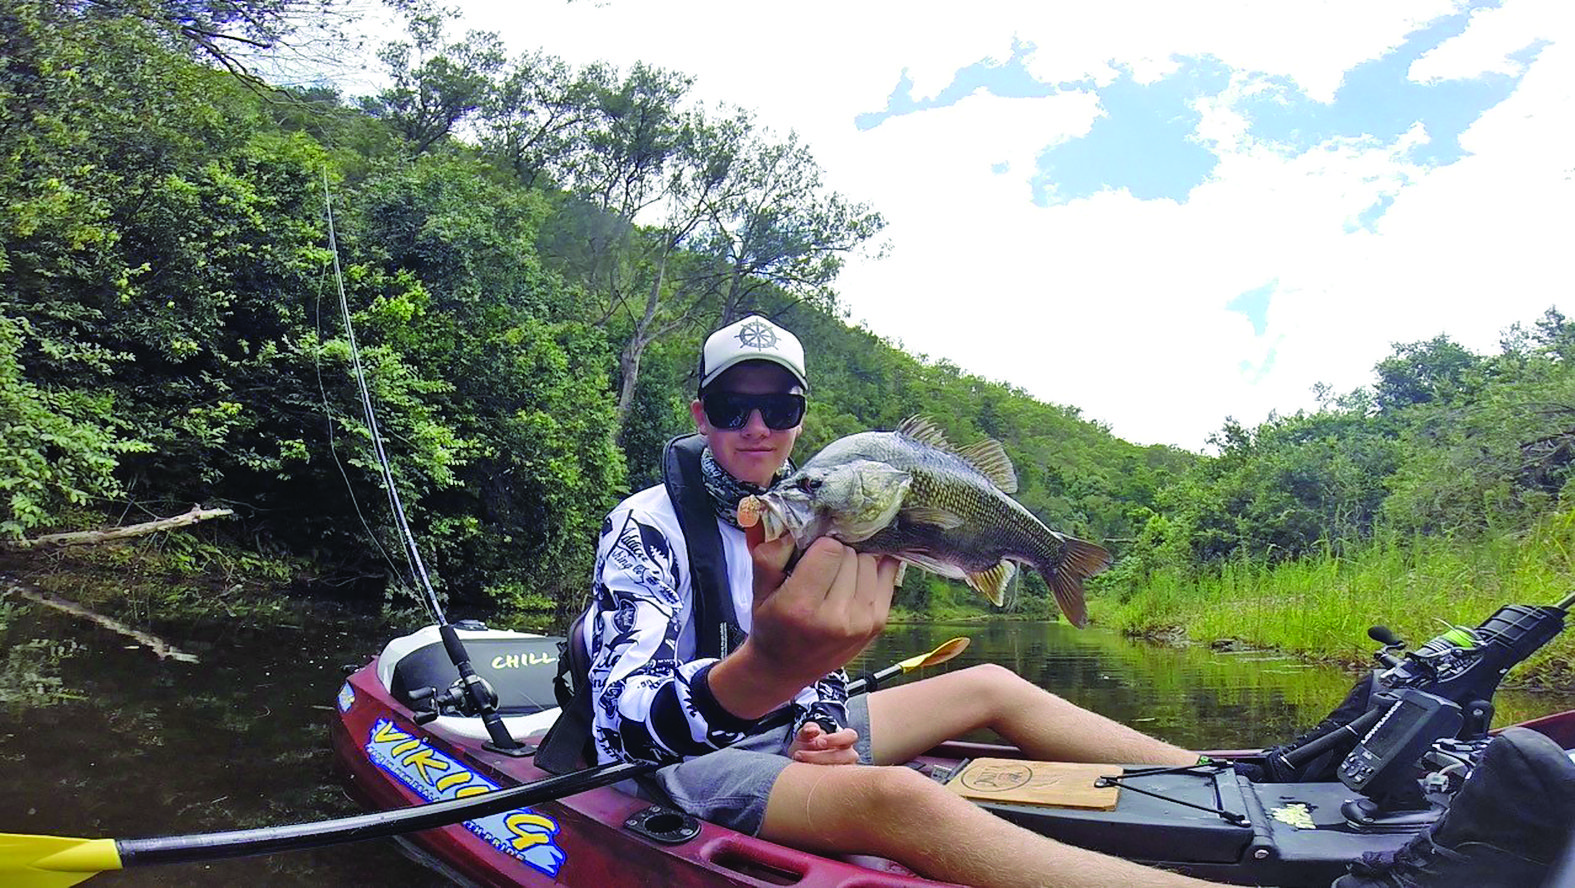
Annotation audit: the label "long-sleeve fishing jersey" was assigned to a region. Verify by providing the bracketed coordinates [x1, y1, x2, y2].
[580, 484, 849, 766]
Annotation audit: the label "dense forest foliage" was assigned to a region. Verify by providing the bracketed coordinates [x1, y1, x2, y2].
[5, 0, 1574, 672]
[1107, 321, 1575, 578]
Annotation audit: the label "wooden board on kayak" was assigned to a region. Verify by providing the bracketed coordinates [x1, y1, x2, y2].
[945, 758, 1120, 810]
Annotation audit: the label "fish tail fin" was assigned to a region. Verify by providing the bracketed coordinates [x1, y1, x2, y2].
[1035, 536, 1111, 628]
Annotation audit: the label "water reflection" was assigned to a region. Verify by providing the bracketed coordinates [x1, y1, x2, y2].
[0, 596, 449, 887]
[853, 621, 1574, 751]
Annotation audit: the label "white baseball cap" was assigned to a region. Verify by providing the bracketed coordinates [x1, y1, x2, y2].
[698, 315, 808, 392]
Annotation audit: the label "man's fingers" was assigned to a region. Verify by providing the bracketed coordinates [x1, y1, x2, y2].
[792, 747, 860, 766]
[826, 727, 859, 748]
[833, 552, 893, 636]
[876, 555, 901, 587]
[871, 555, 899, 625]
[788, 537, 851, 600]
[749, 534, 796, 602]
[820, 542, 862, 609]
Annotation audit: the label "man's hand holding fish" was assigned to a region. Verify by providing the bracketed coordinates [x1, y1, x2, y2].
[709, 532, 899, 720]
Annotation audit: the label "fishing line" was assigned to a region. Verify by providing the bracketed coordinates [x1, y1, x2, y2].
[318, 169, 527, 753]
[320, 168, 447, 624]
[310, 232, 403, 586]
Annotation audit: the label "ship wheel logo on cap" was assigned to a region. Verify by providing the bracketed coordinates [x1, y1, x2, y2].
[736, 319, 778, 350]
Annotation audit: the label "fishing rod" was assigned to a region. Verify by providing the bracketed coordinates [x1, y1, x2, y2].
[321, 171, 526, 755]
[2, 637, 970, 887]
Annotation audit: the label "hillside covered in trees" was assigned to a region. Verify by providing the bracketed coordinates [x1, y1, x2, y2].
[0, 0, 1188, 623]
[4, 1, 1574, 683]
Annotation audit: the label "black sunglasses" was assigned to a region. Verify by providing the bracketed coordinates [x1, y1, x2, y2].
[702, 391, 806, 431]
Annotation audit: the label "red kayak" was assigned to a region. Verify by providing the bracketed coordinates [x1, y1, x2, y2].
[331, 624, 1575, 888]
[331, 625, 950, 887]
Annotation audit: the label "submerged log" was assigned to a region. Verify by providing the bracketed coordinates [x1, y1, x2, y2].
[5, 505, 235, 550]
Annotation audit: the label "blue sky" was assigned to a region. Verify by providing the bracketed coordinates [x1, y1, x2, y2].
[856, 2, 1536, 211]
[442, 0, 1573, 448]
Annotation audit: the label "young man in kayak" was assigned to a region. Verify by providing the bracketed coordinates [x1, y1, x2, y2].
[577, 314, 1236, 888]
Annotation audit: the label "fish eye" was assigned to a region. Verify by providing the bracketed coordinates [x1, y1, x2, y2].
[800, 476, 822, 492]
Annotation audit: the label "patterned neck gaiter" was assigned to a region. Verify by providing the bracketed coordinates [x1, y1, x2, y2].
[700, 446, 791, 529]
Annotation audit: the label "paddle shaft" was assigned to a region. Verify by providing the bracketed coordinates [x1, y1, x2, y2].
[119, 760, 649, 866]
[110, 643, 954, 866]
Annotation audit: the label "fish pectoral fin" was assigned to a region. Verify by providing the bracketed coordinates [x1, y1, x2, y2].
[901, 505, 966, 530]
[894, 562, 909, 586]
[954, 438, 1018, 494]
[899, 552, 965, 580]
[964, 561, 1017, 607]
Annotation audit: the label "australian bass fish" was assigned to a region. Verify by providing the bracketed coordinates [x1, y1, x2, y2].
[737, 417, 1110, 627]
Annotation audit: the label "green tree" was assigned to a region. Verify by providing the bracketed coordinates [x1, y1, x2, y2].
[479, 51, 615, 190]
[362, 12, 504, 156]
[70, 0, 360, 77]
[541, 76, 886, 435]
[695, 124, 885, 326]
[1374, 334, 1483, 412]
[0, 313, 138, 537]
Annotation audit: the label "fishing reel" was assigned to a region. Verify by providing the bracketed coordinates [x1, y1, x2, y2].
[1366, 624, 1496, 741]
[407, 672, 501, 725]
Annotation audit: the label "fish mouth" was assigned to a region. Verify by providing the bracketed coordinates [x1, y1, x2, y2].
[738, 493, 822, 547]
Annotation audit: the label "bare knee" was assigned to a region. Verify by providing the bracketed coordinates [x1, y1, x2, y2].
[767, 765, 959, 852]
[852, 766, 966, 847]
[957, 662, 1041, 711]
[960, 662, 1023, 688]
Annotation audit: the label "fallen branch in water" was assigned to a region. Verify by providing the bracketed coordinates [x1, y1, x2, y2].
[7, 584, 200, 663]
[5, 505, 234, 550]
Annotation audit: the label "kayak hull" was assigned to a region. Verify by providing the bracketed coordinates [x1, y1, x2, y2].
[332, 656, 948, 887]
[333, 640, 1575, 888]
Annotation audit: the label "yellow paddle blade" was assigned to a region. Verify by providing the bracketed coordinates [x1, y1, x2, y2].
[0, 834, 121, 888]
[895, 636, 970, 673]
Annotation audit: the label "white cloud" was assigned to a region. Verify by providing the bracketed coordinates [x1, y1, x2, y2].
[1007, 0, 1462, 100]
[438, 0, 1574, 450]
[1411, 0, 1573, 82]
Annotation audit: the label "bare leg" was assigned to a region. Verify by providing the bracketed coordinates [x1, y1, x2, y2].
[868, 663, 1197, 766]
[761, 762, 1224, 888]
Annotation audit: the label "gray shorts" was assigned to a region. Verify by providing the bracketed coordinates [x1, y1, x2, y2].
[646, 694, 874, 835]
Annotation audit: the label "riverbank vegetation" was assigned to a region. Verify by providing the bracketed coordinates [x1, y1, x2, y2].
[1104, 322, 1575, 684]
[3, 1, 1572, 685]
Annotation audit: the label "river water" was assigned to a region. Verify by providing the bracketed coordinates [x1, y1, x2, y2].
[3, 593, 1571, 886]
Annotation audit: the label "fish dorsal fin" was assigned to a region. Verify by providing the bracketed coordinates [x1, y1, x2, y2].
[965, 561, 1017, 607]
[954, 438, 1018, 494]
[902, 505, 966, 531]
[896, 416, 1017, 494]
[895, 415, 951, 450]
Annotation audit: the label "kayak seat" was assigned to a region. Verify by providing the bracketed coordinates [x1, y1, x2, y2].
[376, 624, 565, 716]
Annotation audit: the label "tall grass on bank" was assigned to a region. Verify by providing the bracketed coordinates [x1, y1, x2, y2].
[1105, 510, 1575, 687]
